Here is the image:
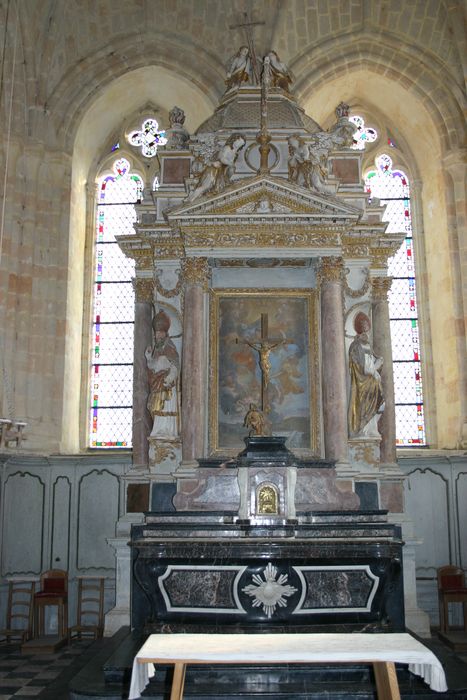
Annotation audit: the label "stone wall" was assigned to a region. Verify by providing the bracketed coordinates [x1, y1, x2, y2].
[0, 0, 464, 451]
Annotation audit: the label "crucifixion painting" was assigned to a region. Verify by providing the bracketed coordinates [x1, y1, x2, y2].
[236, 312, 292, 415]
[213, 292, 318, 452]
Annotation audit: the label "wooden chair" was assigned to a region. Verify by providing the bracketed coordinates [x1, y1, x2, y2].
[33, 569, 68, 640]
[68, 576, 105, 642]
[0, 579, 35, 643]
[437, 565, 467, 633]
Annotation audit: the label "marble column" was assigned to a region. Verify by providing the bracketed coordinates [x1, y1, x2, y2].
[372, 276, 397, 465]
[319, 257, 348, 463]
[132, 277, 154, 468]
[181, 258, 209, 464]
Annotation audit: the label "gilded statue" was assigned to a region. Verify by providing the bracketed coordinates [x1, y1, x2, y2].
[145, 310, 180, 438]
[348, 312, 384, 437]
[244, 403, 266, 437]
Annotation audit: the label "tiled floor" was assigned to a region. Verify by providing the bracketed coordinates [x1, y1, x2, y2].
[0, 640, 92, 700]
[0, 632, 466, 699]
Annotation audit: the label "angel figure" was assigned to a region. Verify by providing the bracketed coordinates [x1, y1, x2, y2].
[186, 133, 246, 202]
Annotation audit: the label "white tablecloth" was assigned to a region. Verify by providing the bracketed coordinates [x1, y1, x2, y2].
[128, 632, 448, 699]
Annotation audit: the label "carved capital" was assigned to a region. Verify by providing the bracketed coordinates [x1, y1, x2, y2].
[371, 276, 393, 301]
[182, 257, 210, 289]
[318, 256, 345, 284]
[133, 277, 154, 303]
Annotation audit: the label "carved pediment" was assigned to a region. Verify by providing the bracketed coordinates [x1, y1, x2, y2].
[165, 175, 361, 224]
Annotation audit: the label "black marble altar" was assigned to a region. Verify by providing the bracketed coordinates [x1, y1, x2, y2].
[131, 438, 405, 636]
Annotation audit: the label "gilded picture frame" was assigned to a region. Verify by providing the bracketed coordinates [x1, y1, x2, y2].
[209, 289, 320, 456]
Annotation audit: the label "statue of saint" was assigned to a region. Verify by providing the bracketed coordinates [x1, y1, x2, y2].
[348, 312, 384, 437]
[187, 133, 246, 201]
[244, 403, 266, 436]
[225, 46, 251, 89]
[145, 310, 180, 438]
[266, 51, 293, 91]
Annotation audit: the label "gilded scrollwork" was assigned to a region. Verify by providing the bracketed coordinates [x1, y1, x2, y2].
[182, 257, 210, 289]
[121, 246, 153, 270]
[154, 242, 185, 260]
[184, 227, 341, 249]
[151, 441, 177, 464]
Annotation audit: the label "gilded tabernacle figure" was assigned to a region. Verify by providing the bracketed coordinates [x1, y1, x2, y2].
[348, 312, 384, 437]
[145, 310, 180, 439]
[244, 403, 266, 437]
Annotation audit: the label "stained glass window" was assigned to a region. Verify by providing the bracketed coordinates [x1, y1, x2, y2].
[127, 118, 167, 158]
[349, 115, 378, 150]
[365, 154, 425, 445]
[89, 157, 142, 448]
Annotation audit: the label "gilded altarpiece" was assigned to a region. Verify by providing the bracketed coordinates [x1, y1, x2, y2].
[210, 289, 319, 455]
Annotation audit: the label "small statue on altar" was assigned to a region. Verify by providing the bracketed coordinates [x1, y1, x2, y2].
[187, 133, 246, 201]
[145, 310, 180, 438]
[266, 50, 293, 91]
[225, 46, 252, 89]
[244, 403, 267, 436]
[348, 312, 384, 437]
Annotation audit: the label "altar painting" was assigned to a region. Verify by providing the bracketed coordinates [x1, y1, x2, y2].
[210, 290, 318, 453]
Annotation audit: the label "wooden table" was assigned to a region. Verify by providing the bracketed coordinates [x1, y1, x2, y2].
[129, 632, 447, 700]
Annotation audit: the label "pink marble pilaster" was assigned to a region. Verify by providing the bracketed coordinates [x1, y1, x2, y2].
[132, 279, 154, 468]
[372, 276, 397, 464]
[181, 258, 209, 462]
[319, 257, 348, 462]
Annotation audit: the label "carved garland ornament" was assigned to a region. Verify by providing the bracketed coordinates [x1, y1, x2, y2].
[344, 268, 371, 298]
[155, 269, 183, 298]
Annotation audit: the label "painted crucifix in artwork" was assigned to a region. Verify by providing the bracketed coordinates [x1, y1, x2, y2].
[236, 313, 292, 425]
